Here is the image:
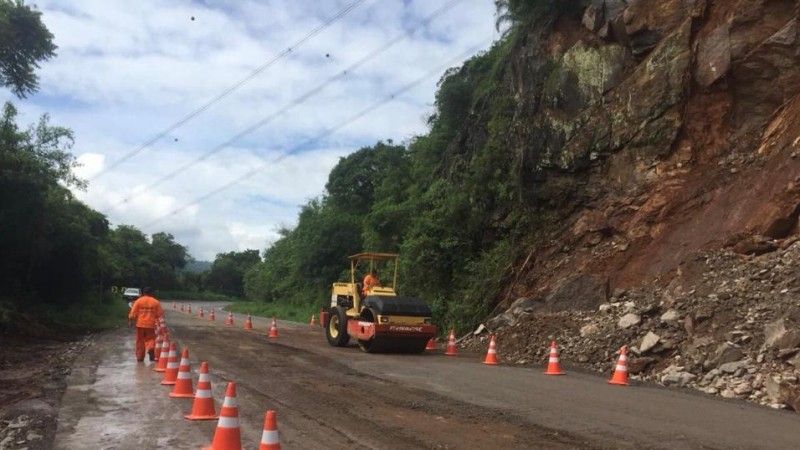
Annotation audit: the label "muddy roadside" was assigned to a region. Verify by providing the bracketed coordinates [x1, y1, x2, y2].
[0, 330, 93, 450]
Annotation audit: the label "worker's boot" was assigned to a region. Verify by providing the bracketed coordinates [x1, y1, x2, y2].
[148, 349, 156, 362]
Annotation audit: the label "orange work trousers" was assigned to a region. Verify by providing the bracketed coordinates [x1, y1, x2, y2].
[135, 327, 157, 361]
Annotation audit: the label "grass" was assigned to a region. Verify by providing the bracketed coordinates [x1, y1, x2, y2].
[158, 290, 241, 302]
[40, 295, 129, 331]
[225, 301, 320, 323]
[0, 294, 129, 335]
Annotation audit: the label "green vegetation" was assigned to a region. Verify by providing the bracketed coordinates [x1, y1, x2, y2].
[0, 0, 56, 97]
[0, 1, 231, 331]
[158, 290, 240, 303]
[226, 301, 318, 324]
[241, 2, 587, 334]
[1, 0, 589, 334]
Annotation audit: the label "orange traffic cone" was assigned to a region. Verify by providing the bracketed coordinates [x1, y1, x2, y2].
[161, 342, 180, 385]
[267, 317, 278, 338]
[154, 337, 170, 372]
[544, 341, 566, 375]
[483, 335, 498, 365]
[444, 329, 458, 356]
[209, 310, 216, 321]
[309, 314, 316, 327]
[425, 338, 437, 351]
[153, 333, 162, 363]
[186, 362, 218, 420]
[199, 307, 205, 318]
[188, 305, 192, 314]
[608, 346, 629, 386]
[180, 304, 185, 312]
[244, 315, 253, 330]
[169, 348, 194, 398]
[204, 382, 242, 450]
[259, 410, 280, 450]
[225, 312, 234, 326]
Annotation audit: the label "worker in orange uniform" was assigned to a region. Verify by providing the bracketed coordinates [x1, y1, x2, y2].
[362, 269, 381, 297]
[128, 287, 164, 362]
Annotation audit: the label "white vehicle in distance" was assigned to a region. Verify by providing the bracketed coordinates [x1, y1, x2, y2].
[122, 287, 141, 308]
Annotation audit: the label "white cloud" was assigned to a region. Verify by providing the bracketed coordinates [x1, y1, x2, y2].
[74, 152, 105, 179]
[10, 0, 498, 259]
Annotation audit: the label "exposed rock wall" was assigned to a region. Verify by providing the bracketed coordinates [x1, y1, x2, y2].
[472, 0, 800, 409]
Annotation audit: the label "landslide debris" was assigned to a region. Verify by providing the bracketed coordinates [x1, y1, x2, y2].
[467, 238, 800, 410]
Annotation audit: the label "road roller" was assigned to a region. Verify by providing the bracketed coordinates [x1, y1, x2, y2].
[322, 252, 436, 353]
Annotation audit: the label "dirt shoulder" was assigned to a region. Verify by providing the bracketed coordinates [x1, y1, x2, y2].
[0, 332, 92, 450]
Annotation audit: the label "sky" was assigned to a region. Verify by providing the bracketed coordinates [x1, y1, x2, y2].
[5, 0, 499, 260]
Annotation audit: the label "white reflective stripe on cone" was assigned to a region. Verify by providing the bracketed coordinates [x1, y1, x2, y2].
[222, 396, 238, 408]
[180, 358, 189, 365]
[261, 430, 279, 444]
[549, 357, 559, 362]
[199, 373, 210, 382]
[177, 371, 191, 379]
[195, 389, 212, 398]
[217, 416, 239, 428]
[615, 365, 627, 371]
[167, 362, 179, 368]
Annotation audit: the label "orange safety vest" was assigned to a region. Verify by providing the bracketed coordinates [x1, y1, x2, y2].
[362, 274, 380, 295]
[128, 295, 163, 328]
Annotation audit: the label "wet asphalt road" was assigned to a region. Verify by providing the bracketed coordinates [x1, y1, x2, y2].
[54, 302, 800, 449]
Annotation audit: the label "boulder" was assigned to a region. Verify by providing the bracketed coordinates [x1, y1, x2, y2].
[764, 376, 800, 410]
[543, 274, 608, 312]
[486, 312, 514, 330]
[719, 360, 748, 374]
[734, 382, 753, 396]
[582, 1, 604, 32]
[506, 297, 539, 317]
[662, 369, 697, 387]
[627, 356, 656, 374]
[618, 312, 641, 329]
[694, 23, 731, 87]
[639, 331, 661, 353]
[712, 342, 744, 367]
[660, 309, 680, 322]
[764, 318, 800, 350]
[733, 235, 778, 256]
[580, 323, 600, 337]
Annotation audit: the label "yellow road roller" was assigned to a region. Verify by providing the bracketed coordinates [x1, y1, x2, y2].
[322, 252, 436, 353]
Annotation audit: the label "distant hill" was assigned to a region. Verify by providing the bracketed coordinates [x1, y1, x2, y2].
[182, 260, 212, 273]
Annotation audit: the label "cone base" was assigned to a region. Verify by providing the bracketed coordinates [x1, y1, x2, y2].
[268, 334, 278, 338]
[544, 371, 566, 375]
[185, 414, 218, 421]
[608, 379, 628, 386]
[444, 352, 458, 356]
[153, 368, 166, 373]
[483, 360, 498, 365]
[169, 392, 195, 398]
[160, 380, 177, 385]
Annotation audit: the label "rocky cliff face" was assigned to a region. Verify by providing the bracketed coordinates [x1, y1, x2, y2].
[470, 0, 800, 409]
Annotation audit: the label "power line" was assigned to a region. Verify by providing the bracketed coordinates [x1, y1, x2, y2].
[110, 0, 462, 211]
[89, 0, 367, 181]
[142, 40, 489, 230]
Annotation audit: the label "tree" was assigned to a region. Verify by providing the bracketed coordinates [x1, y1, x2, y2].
[0, 0, 57, 97]
[0, 101, 106, 303]
[206, 250, 261, 298]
